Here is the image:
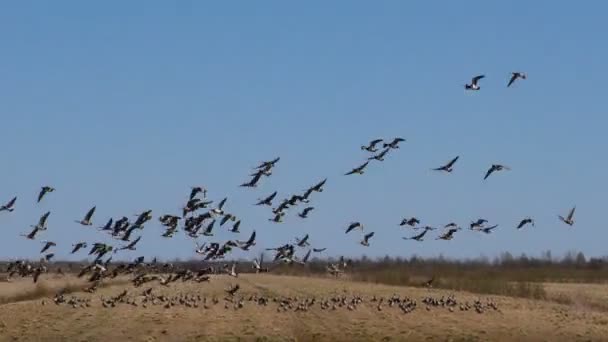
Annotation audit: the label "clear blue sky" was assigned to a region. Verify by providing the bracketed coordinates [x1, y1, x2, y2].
[1, 1, 606, 262]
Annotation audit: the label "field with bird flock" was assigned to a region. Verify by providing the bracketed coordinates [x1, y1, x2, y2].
[0, 273, 607, 341]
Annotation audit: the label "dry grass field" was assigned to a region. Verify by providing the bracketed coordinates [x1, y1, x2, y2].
[0, 274, 607, 341]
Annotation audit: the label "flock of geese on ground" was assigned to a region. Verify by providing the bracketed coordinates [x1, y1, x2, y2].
[0, 72, 578, 292]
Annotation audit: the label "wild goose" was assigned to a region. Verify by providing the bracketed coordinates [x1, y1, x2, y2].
[383, 137, 405, 149]
[34, 211, 51, 230]
[465, 75, 485, 90]
[294, 249, 312, 264]
[71, 242, 87, 254]
[44, 253, 54, 262]
[295, 234, 310, 247]
[76, 206, 96, 226]
[254, 157, 280, 170]
[444, 222, 459, 229]
[517, 217, 535, 229]
[345, 222, 363, 234]
[436, 228, 461, 240]
[368, 147, 391, 161]
[360, 232, 375, 247]
[400, 217, 420, 227]
[133, 210, 153, 228]
[403, 227, 431, 241]
[220, 214, 237, 226]
[37, 186, 55, 203]
[484, 164, 511, 180]
[361, 139, 383, 152]
[99, 218, 113, 231]
[190, 186, 206, 200]
[202, 219, 216, 236]
[252, 257, 269, 273]
[237, 230, 256, 250]
[559, 206, 576, 226]
[229, 220, 241, 233]
[240, 172, 263, 188]
[255, 191, 277, 206]
[269, 212, 285, 223]
[470, 218, 488, 230]
[345, 161, 369, 176]
[211, 198, 227, 216]
[40, 241, 56, 254]
[507, 72, 527, 87]
[22, 226, 41, 240]
[433, 156, 459, 173]
[0, 196, 17, 212]
[313, 247, 327, 253]
[309, 178, 327, 193]
[298, 207, 315, 219]
[118, 236, 142, 251]
[479, 224, 499, 234]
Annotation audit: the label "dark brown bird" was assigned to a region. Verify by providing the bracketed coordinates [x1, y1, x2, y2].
[345, 161, 369, 175]
[37, 186, 55, 203]
[507, 72, 527, 87]
[433, 156, 459, 173]
[0, 196, 17, 212]
[465, 75, 484, 90]
[484, 164, 511, 180]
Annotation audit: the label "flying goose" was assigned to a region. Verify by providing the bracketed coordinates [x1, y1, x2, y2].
[202, 219, 216, 236]
[508, 72, 527, 87]
[76, 206, 96, 226]
[118, 236, 142, 251]
[400, 217, 420, 227]
[253, 256, 269, 273]
[479, 224, 499, 234]
[211, 198, 227, 215]
[40, 241, 56, 254]
[240, 172, 263, 187]
[254, 157, 280, 170]
[313, 247, 327, 253]
[295, 234, 310, 247]
[368, 147, 391, 161]
[345, 222, 363, 234]
[309, 178, 327, 192]
[517, 217, 535, 230]
[190, 186, 206, 200]
[269, 212, 285, 223]
[345, 161, 369, 176]
[444, 222, 459, 229]
[0, 196, 17, 212]
[383, 137, 405, 149]
[295, 249, 312, 264]
[229, 220, 241, 233]
[37, 186, 55, 203]
[484, 164, 511, 180]
[34, 211, 51, 230]
[237, 230, 256, 250]
[403, 228, 431, 241]
[298, 207, 315, 219]
[433, 156, 459, 173]
[470, 218, 488, 230]
[436, 228, 461, 240]
[559, 206, 576, 226]
[99, 218, 113, 231]
[361, 139, 383, 152]
[465, 75, 485, 90]
[71, 242, 87, 254]
[360, 232, 375, 246]
[255, 191, 277, 206]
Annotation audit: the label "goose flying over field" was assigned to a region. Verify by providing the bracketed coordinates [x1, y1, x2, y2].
[383, 137, 405, 149]
[190, 186, 206, 200]
[237, 230, 256, 250]
[296, 234, 310, 247]
[345, 222, 363, 234]
[309, 178, 327, 193]
[479, 224, 499, 234]
[254, 157, 280, 170]
[240, 172, 263, 188]
[255, 191, 277, 206]
[34, 211, 51, 230]
[298, 207, 315, 219]
[76, 206, 96, 226]
[269, 212, 285, 223]
[252, 257, 269, 273]
[400, 217, 420, 227]
[436, 228, 461, 240]
[118, 236, 141, 251]
[22, 227, 41, 240]
[0, 196, 17, 212]
[313, 247, 327, 253]
[559, 206, 576, 226]
[360, 232, 375, 246]
[361, 139, 383, 152]
[71, 242, 87, 254]
[202, 219, 216, 236]
[37, 186, 55, 203]
[368, 147, 390, 161]
[517, 217, 535, 230]
[507, 72, 527, 87]
[345, 161, 369, 175]
[403, 227, 431, 241]
[220, 214, 237, 226]
[433, 156, 459, 173]
[484, 164, 511, 180]
[470, 218, 488, 230]
[40, 241, 56, 254]
[229, 220, 241, 233]
[465, 75, 485, 90]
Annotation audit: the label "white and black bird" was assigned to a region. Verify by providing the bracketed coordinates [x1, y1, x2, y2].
[345, 161, 370, 176]
[383, 137, 405, 149]
[37, 186, 55, 203]
[34, 211, 51, 230]
[507, 72, 527, 87]
[360, 232, 375, 246]
[71, 242, 87, 254]
[559, 206, 576, 226]
[484, 164, 511, 180]
[361, 139, 383, 152]
[433, 156, 459, 173]
[470, 218, 488, 230]
[465, 75, 485, 90]
[76, 206, 96, 226]
[0, 196, 17, 212]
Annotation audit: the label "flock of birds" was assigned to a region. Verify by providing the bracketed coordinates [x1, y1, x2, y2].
[0, 72, 579, 299]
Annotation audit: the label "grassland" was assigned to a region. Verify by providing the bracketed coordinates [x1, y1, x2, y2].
[0, 273, 607, 341]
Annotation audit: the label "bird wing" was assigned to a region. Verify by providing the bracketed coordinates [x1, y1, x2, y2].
[568, 207, 576, 220]
[472, 75, 485, 85]
[85, 206, 96, 221]
[483, 167, 494, 180]
[446, 156, 459, 168]
[37, 189, 45, 203]
[370, 139, 383, 146]
[507, 73, 518, 87]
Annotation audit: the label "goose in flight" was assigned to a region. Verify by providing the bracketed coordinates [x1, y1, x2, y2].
[76, 206, 96, 226]
[403, 227, 431, 241]
[255, 191, 277, 206]
[517, 217, 535, 230]
[254, 157, 280, 170]
[22, 226, 41, 240]
[309, 178, 327, 193]
[360, 232, 375, 246]
[361, 139, 383, 152]
[40, 241, 56, 254]
[436, 228, 461, 240]
[202, 219, 216, 236]
[465, 75, 485, 90]
[484, 164, 511, 180]
[0, 196, 17, 212]
[71, 242, 87, 254]
[37, 186, 55, 203]
[313, 247, 327, 253]
[237, 230, 256, 250]
[433, 156, 459, 173]
[118, 236, 141, 251]
[383, 137, 405, 149]
[479, 224, 499, 234]
[444, 222, 459, 229]
[470, 218, 488, 230]
[345, 161, 369, 175]
[400, 217, 420, 227]
[229, 220, 241, 233]
[240, 171, 263, 188]
[34, 211, 51, 230]
[368, 147, 391, 161]
[190, 186, 206, 200]
[269, 212, 285, 223]
[559, 206, 576, 226]
[508, 72, 527, 87]
[252, 257, 269, 273]
[220, 214, 237, 226]
[345, 222, 363, 234]
[296, 234, 310, 247]
[298, 207, 315, 219]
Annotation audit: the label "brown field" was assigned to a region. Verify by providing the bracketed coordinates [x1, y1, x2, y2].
[0, 274, 607, 341]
